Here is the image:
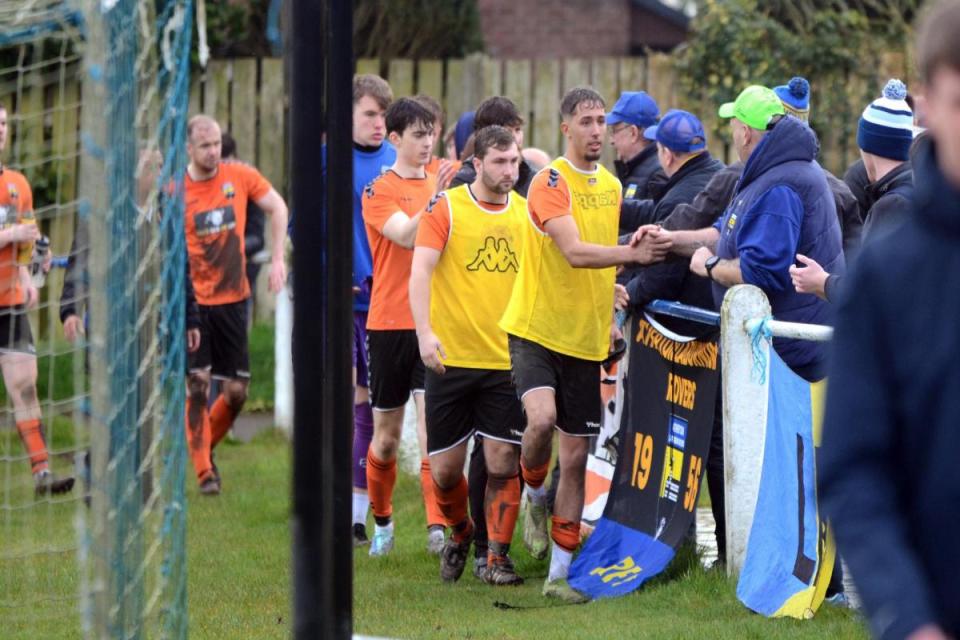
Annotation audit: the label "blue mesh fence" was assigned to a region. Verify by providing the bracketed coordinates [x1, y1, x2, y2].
[0, 0, 192, 637]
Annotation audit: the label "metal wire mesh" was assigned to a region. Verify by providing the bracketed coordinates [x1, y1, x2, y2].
[0, 1, 192, 637]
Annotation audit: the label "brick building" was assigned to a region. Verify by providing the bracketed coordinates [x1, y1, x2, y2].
[476, 0, 690, 58]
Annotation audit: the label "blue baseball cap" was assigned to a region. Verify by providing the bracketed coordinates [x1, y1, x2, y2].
[643, 109, 707, 153]
[606, 91, 660, 128]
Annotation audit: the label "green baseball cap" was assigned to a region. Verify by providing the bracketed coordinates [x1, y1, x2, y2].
[718, 85, 785, 131]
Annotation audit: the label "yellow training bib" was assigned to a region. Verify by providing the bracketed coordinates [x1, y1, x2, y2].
[431, 185, 526, 369]
[499, 157, 621, 361]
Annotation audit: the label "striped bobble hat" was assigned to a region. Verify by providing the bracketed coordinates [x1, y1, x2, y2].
[774, 77, 810, 122]
[857, 79, 914, 161]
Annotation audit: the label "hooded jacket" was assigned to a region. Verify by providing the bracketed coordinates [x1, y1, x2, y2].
[824, 162, 913, 301]
[820, 141, 960, 640]
[861, 160, 913, 237]
[825, 170, 863, 256]
[713, 116, 844, 380]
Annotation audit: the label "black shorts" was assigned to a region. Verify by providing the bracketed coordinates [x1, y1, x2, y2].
[425, 367, 525, 455]
[507, 334, 601, 437]
[0, 305, 34, 355]
[366, 329, 425, 410]
[188, 300, 250, 380]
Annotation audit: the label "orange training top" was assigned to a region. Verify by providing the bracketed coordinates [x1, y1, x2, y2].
[362, 169, 436, 330]
[0, 169, 33, 306]
[184, 162, 271, 306]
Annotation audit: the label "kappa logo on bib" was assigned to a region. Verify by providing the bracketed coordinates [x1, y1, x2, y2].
[466, 236, 518, 273]
[573, 189, 618, 210]
[193, 205, 237, 237]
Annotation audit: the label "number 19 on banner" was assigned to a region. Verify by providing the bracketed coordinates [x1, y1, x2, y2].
[631, 433, 653, 490]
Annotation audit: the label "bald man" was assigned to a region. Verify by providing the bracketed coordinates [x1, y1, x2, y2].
[183, 115, 288, 495]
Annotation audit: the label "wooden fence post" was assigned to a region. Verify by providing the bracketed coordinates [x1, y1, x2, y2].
[231, 58, 258, 162]
[503, 59, 532, 126]
[258, 58, 286, 193]
[531, 59, 560, 157]
[387, 59, 414, 97]
[592, 57, 619, 168]
[205, 59, 231, 129]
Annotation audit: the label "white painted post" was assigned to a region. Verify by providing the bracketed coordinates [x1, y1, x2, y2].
[274, 281, 293, 436]
[398, 397, 421, 475]
[745, 318, 832, 342]
[720, 285, 771, 577]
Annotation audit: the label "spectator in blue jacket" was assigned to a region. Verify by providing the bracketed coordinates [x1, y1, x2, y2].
[651, 85, 844, 381]
[820, 2, 960, 638]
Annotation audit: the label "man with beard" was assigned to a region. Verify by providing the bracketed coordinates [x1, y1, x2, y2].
[410, 125, 528, 585]
[183, 114, 288, 495]
[499, 87, 671, 602]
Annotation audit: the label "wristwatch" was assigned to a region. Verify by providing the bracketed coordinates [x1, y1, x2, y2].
[704, 255, 720, 281]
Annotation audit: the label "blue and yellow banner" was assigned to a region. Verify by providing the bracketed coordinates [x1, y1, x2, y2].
[569, 316, 719, 599]
[736, 349, 834, 618]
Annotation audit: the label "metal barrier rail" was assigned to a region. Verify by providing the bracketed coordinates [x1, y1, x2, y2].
[645, 290, 835, 577]
[645, 299, 720, 326]
[744, 317, 832, 342]
[646, 300, 832, 342]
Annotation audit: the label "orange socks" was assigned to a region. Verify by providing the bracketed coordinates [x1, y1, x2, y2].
[16, 418, 48, 474]
[551, 516, 581, 552]
[420, 458, 445, 529]
[185, 400, 212, 482]
[485, 473, 520, 548]
[520, 459, 549, 490]
[210, 395, 240, 448]
[433, 474, 472, 542]
[367, 451, 397, 526]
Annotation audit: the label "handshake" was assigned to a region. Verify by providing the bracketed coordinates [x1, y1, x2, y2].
[626, 224, 673, 264]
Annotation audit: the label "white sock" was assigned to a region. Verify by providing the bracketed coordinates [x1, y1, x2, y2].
[526, 483, 547, 504]
[548, 543, 573, 582]
[352, 492, 370, 526]
[374, 520, 394, 537]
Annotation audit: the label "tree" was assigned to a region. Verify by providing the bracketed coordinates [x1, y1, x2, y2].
[675, 0, 919, 170]
[353, 0, 483, 59]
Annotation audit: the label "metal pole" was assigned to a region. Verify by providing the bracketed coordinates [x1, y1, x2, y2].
[646, 299, 721, 327]
[290, 0, 353, 637]
[744, 318, 833, 342]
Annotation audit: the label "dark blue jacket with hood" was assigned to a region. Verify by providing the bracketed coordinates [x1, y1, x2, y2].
[713, 116, 844, 380]
[820, 140, 960, 640]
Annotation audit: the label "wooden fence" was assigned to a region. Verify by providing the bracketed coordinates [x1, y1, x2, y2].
[188, 52, 914, 192]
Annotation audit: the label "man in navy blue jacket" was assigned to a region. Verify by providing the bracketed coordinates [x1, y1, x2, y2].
[820, 3, 960, 638]
[650, 85, 844, 381]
